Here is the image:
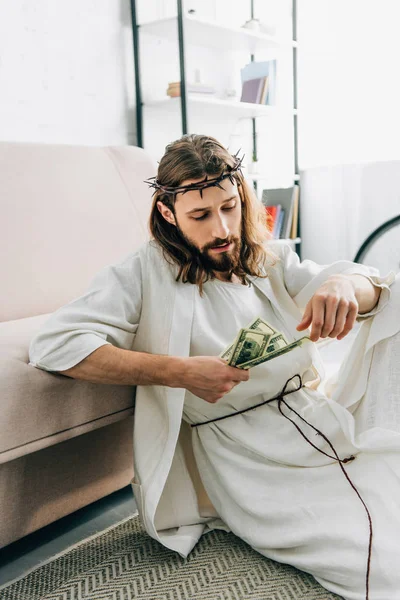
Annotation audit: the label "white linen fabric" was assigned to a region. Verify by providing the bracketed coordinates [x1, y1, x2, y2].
[29, 240, 399, 599]
[184, 274, 400, 600]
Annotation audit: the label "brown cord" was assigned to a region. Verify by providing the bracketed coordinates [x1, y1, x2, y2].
[191, 374, 373, 600]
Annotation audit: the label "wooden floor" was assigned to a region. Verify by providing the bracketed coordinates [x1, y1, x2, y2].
[0, 339, 347, 589]
[0, 485, 137, 587]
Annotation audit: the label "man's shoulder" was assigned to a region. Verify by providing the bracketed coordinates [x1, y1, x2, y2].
[113, 239, 164, 265]
[115, 239, 177, 278]
[260, 240, 286, 272]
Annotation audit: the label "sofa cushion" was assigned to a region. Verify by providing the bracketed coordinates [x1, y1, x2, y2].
[0, 313, 135, 463]
[0, 143, 155, 322]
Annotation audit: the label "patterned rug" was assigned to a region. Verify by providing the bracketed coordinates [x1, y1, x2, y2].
[0, 513, 342, 600]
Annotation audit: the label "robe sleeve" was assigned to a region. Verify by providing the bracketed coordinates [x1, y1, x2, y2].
[340, 269, 395, 322]
[29, 251, 143, 372]
[276, 242, 395, 321]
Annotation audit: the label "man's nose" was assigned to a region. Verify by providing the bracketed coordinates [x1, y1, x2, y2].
[211, 215, 229, 240]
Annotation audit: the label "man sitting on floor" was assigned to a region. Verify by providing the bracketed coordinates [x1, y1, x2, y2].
[30, 134, 400, 600]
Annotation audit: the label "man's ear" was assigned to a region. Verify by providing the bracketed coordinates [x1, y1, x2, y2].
[157, 201, 176, 226]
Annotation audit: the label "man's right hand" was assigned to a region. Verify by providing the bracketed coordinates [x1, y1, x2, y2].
[179, 356, 250, 403]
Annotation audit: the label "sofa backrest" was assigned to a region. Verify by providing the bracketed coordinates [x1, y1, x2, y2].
[0, 142, 156, 322]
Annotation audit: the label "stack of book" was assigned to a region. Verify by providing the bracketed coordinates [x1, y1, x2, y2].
[166, 81, 216, 98]
[240, 60, 276, 105]
[261, 186, 299, 239]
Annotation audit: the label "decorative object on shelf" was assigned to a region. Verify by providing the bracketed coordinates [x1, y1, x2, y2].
[166, 81, 216, 97]
[166, 68, 216, 98]
[224, 85, 237, 99]
[242, 18, 261, 31]
[166, 82, 181, 98]
[240, 60, 276, 105]
[241, 18, 276, 37]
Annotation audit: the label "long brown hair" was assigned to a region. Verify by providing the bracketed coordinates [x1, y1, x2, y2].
[149, 134, 278, 295]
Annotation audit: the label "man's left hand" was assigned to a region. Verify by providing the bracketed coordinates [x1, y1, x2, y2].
[296, 275, 359, 342]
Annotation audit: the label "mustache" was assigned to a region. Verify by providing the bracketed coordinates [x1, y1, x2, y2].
[206, 238, 233, 250]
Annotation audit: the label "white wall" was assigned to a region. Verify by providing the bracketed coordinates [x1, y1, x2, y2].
[297, 0, 400, 169]
[0, 0, 136, 146]
[300, 161, 400, 268]
[297, 0, 400, 267]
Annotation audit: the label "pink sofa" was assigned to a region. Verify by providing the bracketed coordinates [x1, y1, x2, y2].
[0, 141, 155, 548]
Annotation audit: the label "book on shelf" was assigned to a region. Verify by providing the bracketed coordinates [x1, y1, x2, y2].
[264, 204, 285, 239]
[290, 186, 299, 239]
[259, 77, 269, 104]
[166, 81, 216, 97]
[240, 60, 276, 105]
[274, 206, 285, 238]
[264, 204, 276, 233]
[240, 77, 265, 103]
[262, 186, 299, 239]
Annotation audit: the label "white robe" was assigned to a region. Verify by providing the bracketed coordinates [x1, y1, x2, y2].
[29, 240, 397, 568]
[184, 272, 400, 599]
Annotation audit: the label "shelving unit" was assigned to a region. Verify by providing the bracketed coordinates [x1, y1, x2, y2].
[139, 14, 297, 53]
[130, 0, 301, 257]
[145, 96, 297, 119]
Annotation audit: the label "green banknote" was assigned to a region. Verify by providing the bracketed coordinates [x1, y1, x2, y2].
[248, 317, 278, 339]
[265, 333, 287, 353]
[219, 317, 278, 364]
[230, 332, 287, 369]
[219, 316, 310, 370]
[219, 332, 240, 363]
[238, 336, 311, 369]
[228, 328, 271, 367]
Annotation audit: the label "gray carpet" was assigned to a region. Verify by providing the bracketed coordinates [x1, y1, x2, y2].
[0, 512, 343, 600]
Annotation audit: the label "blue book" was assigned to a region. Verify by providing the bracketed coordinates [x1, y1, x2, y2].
[275, 207, 285, 238]
[241, 60, 276, 105]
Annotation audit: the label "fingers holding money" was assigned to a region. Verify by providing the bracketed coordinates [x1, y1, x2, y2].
[184, 317, 311, 404]
[182, 356, 249, 403]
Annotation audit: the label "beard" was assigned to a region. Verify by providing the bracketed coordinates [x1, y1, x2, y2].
[175, 219, 242, 274]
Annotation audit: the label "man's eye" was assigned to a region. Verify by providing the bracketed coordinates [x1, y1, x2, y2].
[192, 206, 236, 221]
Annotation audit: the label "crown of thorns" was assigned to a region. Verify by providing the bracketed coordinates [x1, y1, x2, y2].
[144, 150, 245, 199]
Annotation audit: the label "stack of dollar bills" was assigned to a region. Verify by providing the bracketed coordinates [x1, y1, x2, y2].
[219, 317, 311, 370]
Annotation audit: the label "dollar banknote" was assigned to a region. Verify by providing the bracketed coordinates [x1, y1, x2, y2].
[249, 317, 278, 339]
[220, 316, 278, 364]
[238, 336, 311, 369]
[219, 316, 310, 370]
[234, 332, 287, 369]
[265, 333, 287, 353]
[228, 328, 271, 368]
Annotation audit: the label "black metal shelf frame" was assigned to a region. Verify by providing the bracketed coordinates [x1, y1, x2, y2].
[292, 0, 301, 258]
